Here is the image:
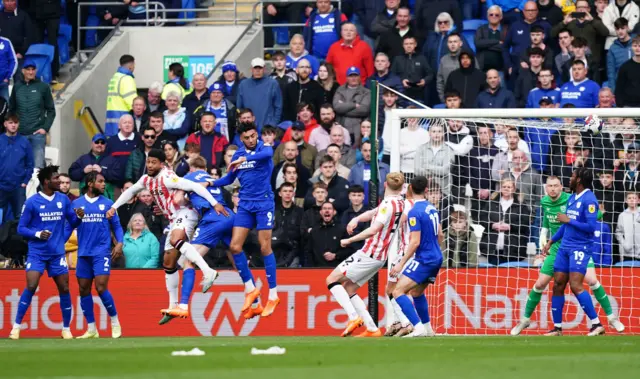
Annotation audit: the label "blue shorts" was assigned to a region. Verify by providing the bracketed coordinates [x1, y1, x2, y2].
[26, 253, 69, 278]
[192, 212, 234, 248]
[76, 255, 111, 279]
[554, 244, 592, 275]
[402, 259, 442, 285]
[235, 200, 274, 230]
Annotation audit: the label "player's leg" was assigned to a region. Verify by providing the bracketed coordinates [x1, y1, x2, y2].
[343, 280, 380, 337]
[547, 247, 570, 336]
[257, 228, 280, 316]
[94, 269, 121, 338]
[10, 264, 43, 339]
[585, 262, 625, 332]
[392, 275, 426, 336]
[566, 250, 604, 336]
[52, 271, 73, 340]
[169, 226, 218, 292]
[511, 252, 555, 335]
[163, 248, 181, 309]
[76, 256, 99, 339]
[229, 226, 261, 312]
[326, 261, 363, 336]
[385, 260, 411, 336]
[409, 284, 434, 336]
[165, 243, 209, 318]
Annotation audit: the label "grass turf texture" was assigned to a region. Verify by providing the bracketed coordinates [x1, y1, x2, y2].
[1, 336, 639, 378]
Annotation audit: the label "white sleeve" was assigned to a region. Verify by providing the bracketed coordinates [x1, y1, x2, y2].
[372, 201, 393, 226]
[168, 177, 218, 207]
[111, 178, 146, 209]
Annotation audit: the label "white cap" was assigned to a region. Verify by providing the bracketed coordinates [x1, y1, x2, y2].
[251, 57, 265, 68]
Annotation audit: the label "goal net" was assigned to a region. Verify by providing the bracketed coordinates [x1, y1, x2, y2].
[386, 106, 640, 335]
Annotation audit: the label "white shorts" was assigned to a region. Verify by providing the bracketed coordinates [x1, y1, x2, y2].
[387, 250, 406, 283]
[164, 207, 199, 251]
[337, 251, 385, 287]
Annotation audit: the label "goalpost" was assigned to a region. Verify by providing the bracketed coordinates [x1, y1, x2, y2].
[385, 106, 640, 335]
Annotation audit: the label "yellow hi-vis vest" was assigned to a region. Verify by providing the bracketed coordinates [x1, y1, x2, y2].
[161, 81, 192, 102]
[105, 71, 137, 135]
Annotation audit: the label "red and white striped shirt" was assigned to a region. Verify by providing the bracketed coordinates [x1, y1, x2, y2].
[361, 196, 405, 261]
[141, 168, 183, 220]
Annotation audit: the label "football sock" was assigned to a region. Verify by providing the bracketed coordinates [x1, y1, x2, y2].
[551, 295, 565, 327]
[99, 290, 118, 318]
[391, 298, 411, 326]
[396, 294, 421, 326]
[328, 283, 358, 320]
[179, 268, 195, 308]
[232, 252, 254, 285]
[524, 286, 544, 319]
[263, 253, 278, 299]
[59, 293, 72, 328]
[350, 294, 377, 331]
[178, 241, 212, 273]
[14, 288, 34, 326]
[575, 290, 599, 323]
[80, 295, 95, 326]
[412, 294, 431, 324]
[590, 281, 613, 316]
[165, 271, 180, 308]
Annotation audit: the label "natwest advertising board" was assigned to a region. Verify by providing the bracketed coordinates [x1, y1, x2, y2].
[1, 269, 638, 337]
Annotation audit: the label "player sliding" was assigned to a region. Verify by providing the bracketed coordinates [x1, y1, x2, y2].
[72, 172, 124, 339]
[10, 166, 81, 340]
[390, 176, 442, 338]
[106, 149, 226, 316]
[511, 176, 624, 336]
[542, 168, 607, 336]
[330, 172, 405, 337]
[160, 154, 260, 322]
[213, 122, 280, 317]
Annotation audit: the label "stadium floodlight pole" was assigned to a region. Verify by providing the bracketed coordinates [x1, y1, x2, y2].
[367, 79, 380, 323]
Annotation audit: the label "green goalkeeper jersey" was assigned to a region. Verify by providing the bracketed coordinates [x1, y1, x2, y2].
[541, 192, 571, 242]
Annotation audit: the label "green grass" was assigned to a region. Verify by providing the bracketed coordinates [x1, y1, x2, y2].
[1, 336, 639, 378]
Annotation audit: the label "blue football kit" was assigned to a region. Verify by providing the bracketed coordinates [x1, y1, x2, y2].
[403, 200, 443, 285]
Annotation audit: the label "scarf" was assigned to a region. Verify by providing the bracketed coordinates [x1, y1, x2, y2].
[205, 100, 229, 139]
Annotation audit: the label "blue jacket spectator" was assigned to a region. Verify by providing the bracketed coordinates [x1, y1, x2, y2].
[476, 76, 517, 108]
[211, 61, 243, 106]
[69, 134, 124, 199]
[348, 160, 390, 204]
[559, 73, 601, 108]
[607, 34, 633, 93]
[105, 118, 141, 186]
[0, 114, 33, 221]
[502, 17, 551, 74]
[0, 36, 17, 100]
[423, 14, 470, 73]
[304, 4, 347, 60]
[286, 35, 321, 78]
[526, 86, 561, 108]
[366, 70, 403, 95]
[524, 122, 557, 175]
[237, 58, 282, 128]
[592, 220, 612, 266]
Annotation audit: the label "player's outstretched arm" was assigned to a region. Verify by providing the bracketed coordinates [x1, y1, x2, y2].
[248, 144, 274, 162]
[213, 169, 238, 188]
[171, 177, 229, 216]
[346, 208, 377, 234]
[111, 180, 146, 210]
[342, 221, 384, 246]
[109, 210, 124, 244]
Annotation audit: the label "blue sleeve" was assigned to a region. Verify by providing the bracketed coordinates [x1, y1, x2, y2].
[408, 208, 421, 233]
[65, 200, 81, 228]
[110, 212, 124, 243]
[251, 145, 274, 162]
[607, 50, 616, 92]
[551, 224, 566, 242]
[568, 200, 599, 234]
[22, 141, 34, 185]
[271, 82, 283, 125]
[63, 221, 74, 243]
[213, 169, 238, 187]
[17, 201, 38, 238]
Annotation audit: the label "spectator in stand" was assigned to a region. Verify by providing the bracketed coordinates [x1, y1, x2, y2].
[261, 126, 277, 147]
[276, 120, 318, 171]
[145, 82, 165, 113]
[315, 126, 356, 169]
[313, 144, 351, 179]
[602, 0, 639, 50]
[616, 142, 640, 193]
[559, 60, 601, 107]
[500, 150, 543, 215]
[161, 140, 182, 174]
[445, 119, 474, 203]
[272, 143, 312, 195]
[0, 36, 17, 101]
[32, 0, 61, 81]
[333, 67, 371, 146]
[492, 127, 532, 182]
[392, 36, 433, 103]
[551, 0, 609, 66]
[105, 55, 137, 136]
[317, 63, 340, 105]
[437, 33, 477, 103]
[306, 201, 351, 267]
[0, 113, 32, 220]
[615, 35, 640, 107]
[560, 37, 598, 83]
[597, 88, 615, 108]
[367, 53, 403, 101]
[305, 155, 350, 213]
[162, 91, 192, 150]
[480, 178, 531, 265]
[341, 186, 370, 251]
[379, 89, 399, 161]
[616, 191, 640, 261]
[515, 48, 547, 107]
[237, 58, 282, 129]
[105, 114, 140, 186]
[326, 23, 374, 85]
[304, 0, 347, 60]
[443, 206, 479, 268]
[595, 170, 625, 233]
[519, 25, 554, 72]
[524, 99, 558, 175]
[537, 0, 564, 26]
[212, 61, 243, 106]
[475, 6, 508, 74]
[503, 2, 551, 84]
[185, 112, 229, 169]
[426, 180, 453, 229]
[445, 51, 484, 108]
[0, 0, 33, 77]
[486, 0, 525, 25]
[308, 105, 352, 151]
[147, 111, 176, 148]
[193, 83, 236, 143]
[371, 0, 401, 40]
[349, 140, 390, 204]
[123, 213, 160, 268]
[608, 18, 633, 94]
[424, 12, 467, 76]
[269, 51, 297, 96]
[58, 173, 77, 201]
[129, 96, 149, 133]
[399, 115, 430, 176]
[283, 59, 325, 122]
[125, 126, 156, 182]
[477, 69, 516, 108]
[301, 181, 328, 235]
[273, 182, 304, 267]
[131, 188, 166, 241]
[262, 1, 304, 53]
[281, 103, 318, 142]
[469, 125, 499, 221]
[414, 124, 455, 195]
[162, 63, 191, 102]
[220, 144, 240, 191]
[443, 89, 463, 109]
[287, 34, 321, 76]
[526, 69, 561, 108]
[182, 73, 209, 116]
[350, 0, 384, 49]
[69, 133, 122, 199]
[415, 0, 462, 34]
[9, 59, 55, 169]
[377, 7, 421, 61]
[550, 130, 584, 187]
[554, 28, 574, 75]
[278, 163, 307, 206]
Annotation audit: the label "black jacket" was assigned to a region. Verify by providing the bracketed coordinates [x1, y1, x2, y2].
[615, 59, 640, 107]
[444, 53, 485, 108]
[272, 202, 304, 267]
[31, 0, 62, 20]
[415, 0, 462, 33]
[182, 89, 209, 116]
[129, 110, 150, 133]
[469, 144, 499, 195]
[271, 161, 311, 198]
[0, 9, 34, 56]
[537, 0, 564, 26]
[594, 180, 625, 229]
[301, 203, 322, 240]
[560, 56, 599, 84]
[479, 198, 531, 262]
[282, 79, 325, 122]
[306, 219, 352, 267]
[514, 68, 540, 108]
[376, 23, 423, 61]
[304, 175, 351, 214]
[340, 205, 371, 251]
[474, 24, 509, 71]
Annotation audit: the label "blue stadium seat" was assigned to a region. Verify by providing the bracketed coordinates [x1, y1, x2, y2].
[615, 261, 640, 267]
[498, 261, 531, 268]
[602, 81, 609, 88]
[275, 26, 290, 45]
[0, 209, 3, 225]
[477, 262, 495, 268]
[58, 24, 73, 65]
[278, 121, 292, 131]
[433, 103, 446, 108]
[462, 30, 476, 53]
[25, 44, 55, 83]
[463, 19, 488, 31]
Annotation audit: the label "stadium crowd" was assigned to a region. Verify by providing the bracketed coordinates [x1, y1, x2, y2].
[2, 0, 640, 270]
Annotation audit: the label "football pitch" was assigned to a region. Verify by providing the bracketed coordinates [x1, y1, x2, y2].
[1, 336, 639, 378]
